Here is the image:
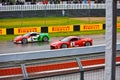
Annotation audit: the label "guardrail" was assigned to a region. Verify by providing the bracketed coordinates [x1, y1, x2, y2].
[0, 44, 120, 63]
[0, 4, 120, 12]
[0, 44, 107, 62]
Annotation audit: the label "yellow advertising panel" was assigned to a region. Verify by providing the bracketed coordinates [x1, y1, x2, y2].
[14, 27, 41, 35]
[80, 24, 103, 31]
[0, 28, 6, 35]
[117, 23, 120, 28]
[48, 25, 73, 33]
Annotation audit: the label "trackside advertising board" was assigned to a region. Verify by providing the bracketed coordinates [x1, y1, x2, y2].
[0, 28, 6, 35]
[14, 27, 41, 35]
[80, 24, 103, 31]
[48, 25, 73, 33]
[117, 23, 120, 28]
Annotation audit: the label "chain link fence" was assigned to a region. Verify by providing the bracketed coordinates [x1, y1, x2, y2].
[35, 66, 120, 80]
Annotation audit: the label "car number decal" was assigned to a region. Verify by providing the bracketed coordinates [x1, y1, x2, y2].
[70, 42, 75, 47]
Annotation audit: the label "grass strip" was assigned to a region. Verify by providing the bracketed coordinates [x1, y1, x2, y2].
[0, 17, 105, 28]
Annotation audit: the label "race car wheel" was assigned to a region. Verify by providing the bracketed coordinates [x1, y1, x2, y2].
[42, 36, 49, 42]
[84, 42, 91, 46]
[22, 38, 28, 44]
[61, 44, 68, 48]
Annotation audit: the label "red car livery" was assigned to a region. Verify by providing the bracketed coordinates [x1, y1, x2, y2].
[50, 36, 93, 49]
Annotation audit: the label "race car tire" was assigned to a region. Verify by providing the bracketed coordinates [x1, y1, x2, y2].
[84, 42, 91, 46]
[61, 44, 68, 48]
[22, 38, 28, 44]
[42, 36, 49, 42]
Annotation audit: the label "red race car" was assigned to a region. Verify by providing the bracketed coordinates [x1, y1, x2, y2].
[50, 36, 93, 49]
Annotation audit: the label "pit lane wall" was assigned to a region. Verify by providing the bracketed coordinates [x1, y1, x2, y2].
[0, 23, 120, 35]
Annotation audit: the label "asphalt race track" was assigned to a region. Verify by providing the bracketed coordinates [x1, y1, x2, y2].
[0, 34, 120, 54]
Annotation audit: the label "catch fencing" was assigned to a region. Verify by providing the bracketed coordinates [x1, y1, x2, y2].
[0, 4, 106, 11]
[1, 4, 120, 11]
[0, 44, 120, 80]
[0, 4, 107, 18]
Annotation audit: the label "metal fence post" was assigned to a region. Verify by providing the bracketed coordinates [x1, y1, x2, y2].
[21, 64, 29, 80]
[105, 0, 117, 80]
[76, 58, 84, 80]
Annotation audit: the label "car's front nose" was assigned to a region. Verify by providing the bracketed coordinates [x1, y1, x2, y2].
[13, 36, 22, 43]
[14, 39, 22, 43]
[50, 45, 59, 49]
[50, 43, 60, 49]
[50, 40, 62, 49]
[50, 46, 56, 49]
[50, 43, 59, 49]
